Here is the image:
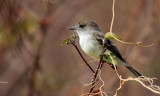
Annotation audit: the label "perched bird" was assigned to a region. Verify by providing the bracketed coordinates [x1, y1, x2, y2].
[68, 19, 142, 77]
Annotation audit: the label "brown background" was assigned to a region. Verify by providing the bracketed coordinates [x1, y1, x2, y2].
[0, 0, 160, 96]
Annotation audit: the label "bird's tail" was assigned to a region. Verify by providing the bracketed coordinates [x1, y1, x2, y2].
[126, 66, 142, 77]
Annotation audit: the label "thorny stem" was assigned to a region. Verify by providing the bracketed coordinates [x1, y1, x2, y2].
[67, 39, 95, 73]
[88, 47, 107, 95]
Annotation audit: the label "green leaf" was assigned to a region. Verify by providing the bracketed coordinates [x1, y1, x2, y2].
[105, 32, 121, 40]
[110, 53, 116, 58]
[60, 38, 70, 47]
[107, 55, 117, 64]
[103, 53, 117, 64]
[71, 34, 78, 39]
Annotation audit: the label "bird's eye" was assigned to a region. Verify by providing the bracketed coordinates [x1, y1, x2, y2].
[79, 24, 86, 28]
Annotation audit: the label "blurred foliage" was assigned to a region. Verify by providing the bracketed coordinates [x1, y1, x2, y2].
[0, 28, 4, 45]
[0, 0, 159, 96]
[60, 34, 78, 47]
[1, 13, 39, 49]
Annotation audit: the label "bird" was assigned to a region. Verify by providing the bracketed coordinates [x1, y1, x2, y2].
[68, 19, 142, 77]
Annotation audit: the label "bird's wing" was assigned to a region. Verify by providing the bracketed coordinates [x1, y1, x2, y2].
[93, 32, 104, 45]
[106, 39, 126, 62]
[94, 32, 142, 77]
[93, 32, 126, 62]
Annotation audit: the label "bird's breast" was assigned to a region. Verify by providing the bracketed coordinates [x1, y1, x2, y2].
[79, 35, 102, 59]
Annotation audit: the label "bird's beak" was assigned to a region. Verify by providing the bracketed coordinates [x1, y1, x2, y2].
[67, 26, 76, 30]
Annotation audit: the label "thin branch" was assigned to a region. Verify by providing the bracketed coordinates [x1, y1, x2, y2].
[99, 70, 107, 96]
[79, 59, 97, 66]
[0, 81, 8, 84]
[109, 0, 155, 48]
[109, 0, 115, 33]
[106, 51, 160, 96]
[88, 47, 107, 95]
[109, 0, 160, 96]
[67, 39, 95, 73]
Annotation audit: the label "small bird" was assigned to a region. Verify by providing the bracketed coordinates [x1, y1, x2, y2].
[68, 19, 142, 77]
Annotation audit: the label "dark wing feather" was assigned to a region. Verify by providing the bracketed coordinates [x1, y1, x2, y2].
[93, 32, 104, 45]
[94, 32, 126, 62]
[94, 32, 142, 77]
[106, 39, 126, 62]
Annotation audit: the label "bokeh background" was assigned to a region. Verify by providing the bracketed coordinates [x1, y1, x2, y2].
[0, 0, 160, 96]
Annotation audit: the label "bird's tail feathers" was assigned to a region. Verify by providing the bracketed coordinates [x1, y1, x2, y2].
[126, 66, 142, 77]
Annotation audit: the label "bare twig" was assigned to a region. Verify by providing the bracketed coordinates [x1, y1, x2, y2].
[106, 51, 160, 96]
[109, 0, 155, 48]
[88, 47, 107, 95]
[67, 39, 95, 73]
[108, 0, 160, 96]
[0, 81, 8, 84]
[79, 59, 97, 66]
[98, 70, 107, 96]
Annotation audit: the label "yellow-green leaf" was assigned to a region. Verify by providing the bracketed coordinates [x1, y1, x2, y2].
[60, 38, 70, 47]
[103, 53, 117, 64]
[71, 34, 78, 39]
[105, 32, 121, 40]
